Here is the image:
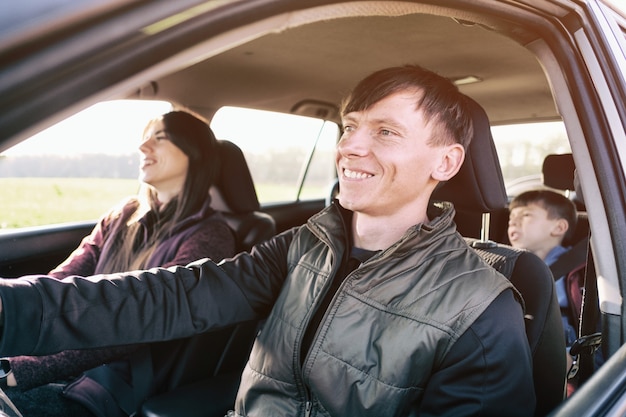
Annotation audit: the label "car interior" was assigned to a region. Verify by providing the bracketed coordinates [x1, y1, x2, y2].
[1, 1, 626, 416]
[136, 90, 571, 417]
[209, 139, 276, 253]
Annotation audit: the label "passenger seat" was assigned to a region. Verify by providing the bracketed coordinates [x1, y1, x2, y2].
[139, 140, 274, 416]
[210, 139, 276, 252]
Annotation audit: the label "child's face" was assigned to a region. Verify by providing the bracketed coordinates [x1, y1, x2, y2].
[508, 202, 564, 260]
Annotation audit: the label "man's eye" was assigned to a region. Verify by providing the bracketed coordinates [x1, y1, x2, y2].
[380, 129, 394, 136]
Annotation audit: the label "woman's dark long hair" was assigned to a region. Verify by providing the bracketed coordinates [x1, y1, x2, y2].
[95, 110, 220, 273]
[155, 110, 220, 221]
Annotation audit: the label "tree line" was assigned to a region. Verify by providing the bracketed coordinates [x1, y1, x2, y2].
[0, 149, 336, 185]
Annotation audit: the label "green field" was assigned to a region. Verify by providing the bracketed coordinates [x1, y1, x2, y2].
[0, 178, 329, 229]
[0, 178, 139, 229]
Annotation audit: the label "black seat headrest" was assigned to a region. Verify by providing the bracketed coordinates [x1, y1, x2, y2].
[431, 95, 508, 213]
[542, 151, 586, 217]
[542, 153, 575, 191]
[210, 140, 260, 213]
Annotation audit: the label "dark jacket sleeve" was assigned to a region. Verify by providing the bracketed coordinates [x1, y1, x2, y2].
[417, 289, 536, 417]
[9, 212, 237, 389]
[0, 228, 296, 358]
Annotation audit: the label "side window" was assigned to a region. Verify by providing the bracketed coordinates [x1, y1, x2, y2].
[491, 121, 571, 197]
[0, 100, 172, 229]
[210, 107, 339, 204]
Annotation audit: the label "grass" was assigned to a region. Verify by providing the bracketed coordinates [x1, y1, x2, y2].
[0, 178, 329, 229]
[0, 178, 139, 229]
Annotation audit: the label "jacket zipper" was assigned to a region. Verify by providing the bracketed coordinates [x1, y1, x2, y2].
[297, 246, 347, 417]
[300, 258, 362, 417]
[300, 207, 384, 417]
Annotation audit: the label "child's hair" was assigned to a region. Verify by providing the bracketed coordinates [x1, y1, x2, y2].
[510, 189, 578, 243]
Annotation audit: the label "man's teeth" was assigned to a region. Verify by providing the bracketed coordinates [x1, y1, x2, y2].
[344, 169, 373, 179]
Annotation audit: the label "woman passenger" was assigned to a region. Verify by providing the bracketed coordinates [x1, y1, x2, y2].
[5, 110, 236, 416]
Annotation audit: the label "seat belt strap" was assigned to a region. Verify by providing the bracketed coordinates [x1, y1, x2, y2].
[83, 347, 153, 416]
[566, 235, 602, 386]
[83, 365, 136, 415]
[549, 237, 589, 280]
[575, 239, 600, 384]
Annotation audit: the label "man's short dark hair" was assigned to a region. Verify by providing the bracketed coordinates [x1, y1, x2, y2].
[340, 64, 474, 150]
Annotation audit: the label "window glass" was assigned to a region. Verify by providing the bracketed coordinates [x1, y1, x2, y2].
[211, 107, 339, 204]
[491, 121, 571, 197]
[298, 121, 338, 201]
[0, 100, 172, 229]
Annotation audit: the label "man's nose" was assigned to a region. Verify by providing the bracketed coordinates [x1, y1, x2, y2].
[337, 129, 369, 157]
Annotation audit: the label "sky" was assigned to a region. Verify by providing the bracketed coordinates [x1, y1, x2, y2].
[1, 102, 335, 158]
[1, 100, 567, 160]
[1, 100, 172, 157]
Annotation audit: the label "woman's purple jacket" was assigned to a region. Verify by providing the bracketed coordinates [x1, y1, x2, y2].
[10, 196, 236, 390]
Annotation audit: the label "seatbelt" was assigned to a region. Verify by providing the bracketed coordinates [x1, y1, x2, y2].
[83, 347, 154, 415]
[573, 240, 601, 384]
[549, 237, 588, 280]
[565, 235, 602, 386]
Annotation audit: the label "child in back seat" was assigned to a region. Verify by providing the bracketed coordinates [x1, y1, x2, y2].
[507, 190, 580, 364]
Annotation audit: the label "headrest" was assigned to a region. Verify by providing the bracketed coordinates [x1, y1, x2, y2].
[210, 140, 260, 213]
[431, 95, 508, 213]
[542, 153, 586, 209]
[542, 153, 575, 191]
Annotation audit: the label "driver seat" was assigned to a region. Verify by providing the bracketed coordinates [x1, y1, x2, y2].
[431, 95, 567, 416]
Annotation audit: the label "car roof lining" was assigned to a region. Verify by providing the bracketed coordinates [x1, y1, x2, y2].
[125, 2, 561, 126]
[0, 1, 584, 148]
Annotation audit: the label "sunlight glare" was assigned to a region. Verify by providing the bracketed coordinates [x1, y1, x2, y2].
[1, 100, 172, 157]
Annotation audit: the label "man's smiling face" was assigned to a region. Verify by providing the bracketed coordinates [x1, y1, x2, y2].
[335, 91, 448, 219]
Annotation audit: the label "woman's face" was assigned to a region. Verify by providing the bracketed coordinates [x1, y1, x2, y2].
[138, 120, 189, 203]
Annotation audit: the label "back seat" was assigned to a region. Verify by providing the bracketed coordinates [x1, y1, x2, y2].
[542, 153, 589, 247]
[542, 153, 603, 392]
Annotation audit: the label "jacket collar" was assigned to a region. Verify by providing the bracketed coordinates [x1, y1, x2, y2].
[308, 200, 458, 258]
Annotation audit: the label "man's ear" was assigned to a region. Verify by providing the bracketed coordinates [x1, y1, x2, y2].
[432, 144, 465, 182]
